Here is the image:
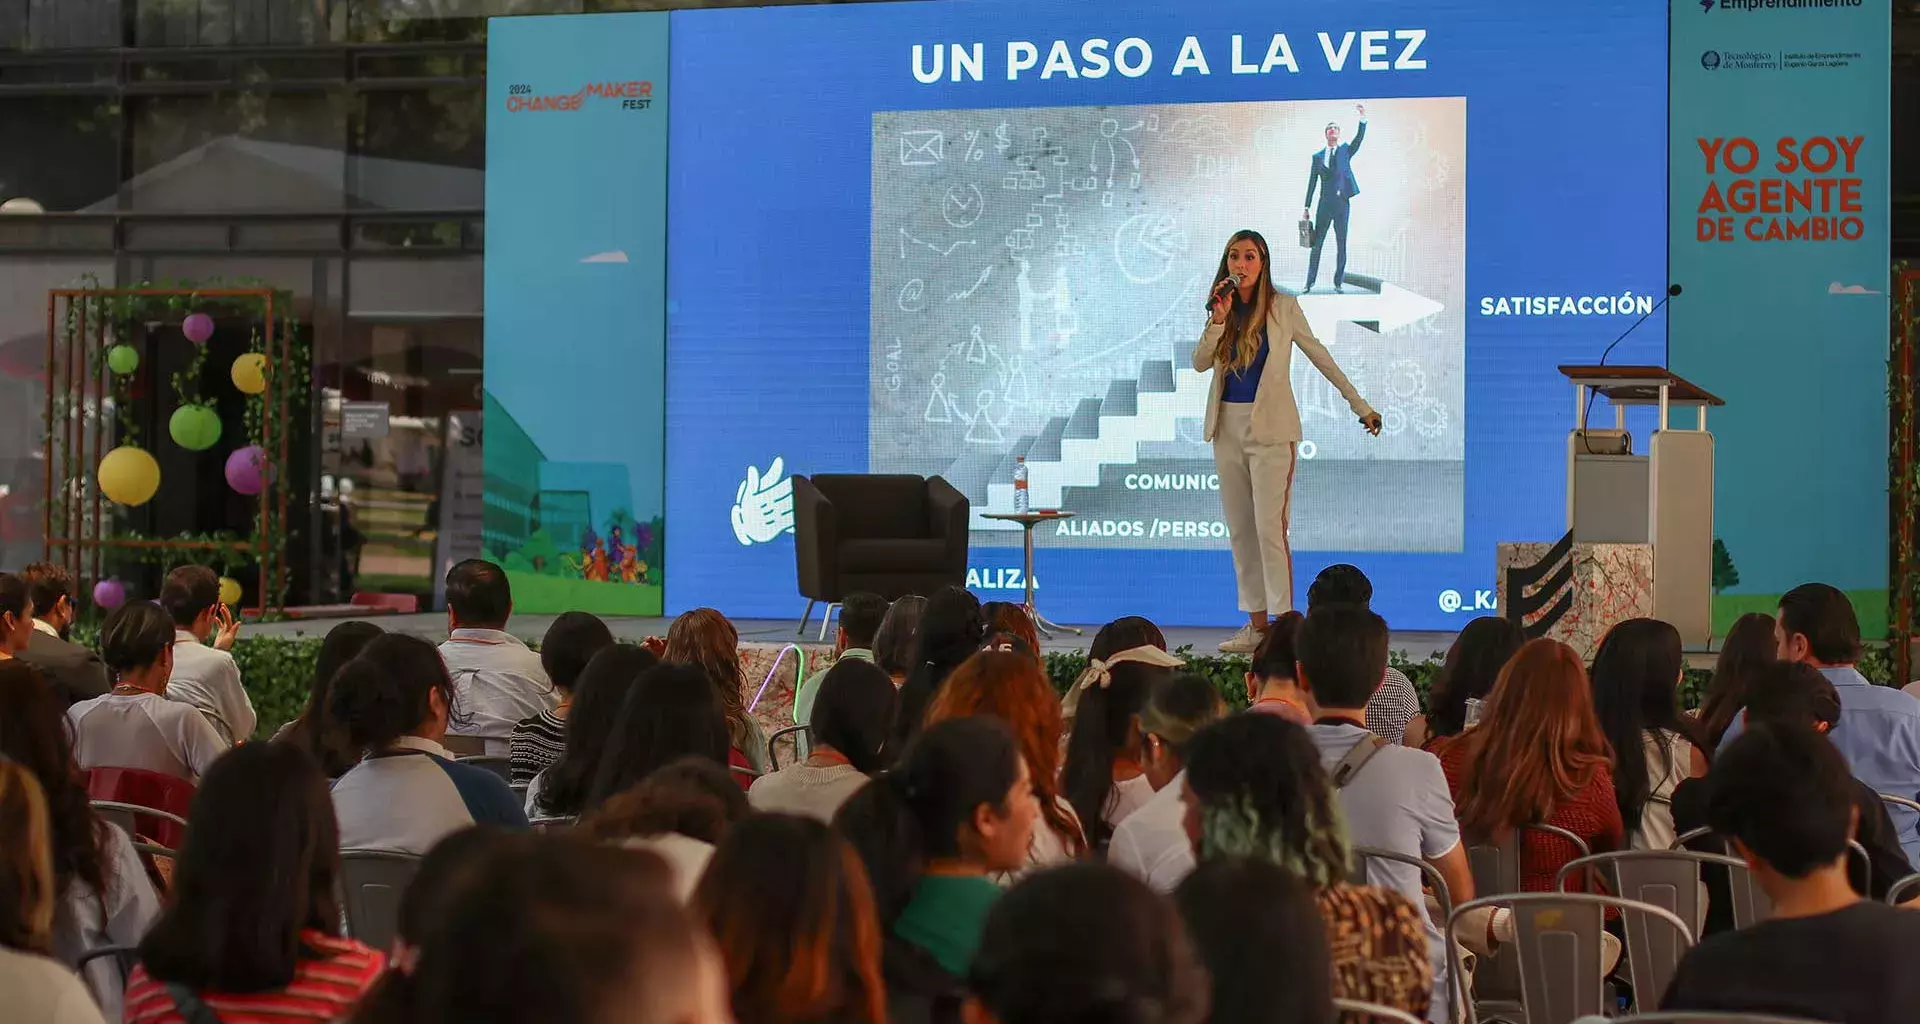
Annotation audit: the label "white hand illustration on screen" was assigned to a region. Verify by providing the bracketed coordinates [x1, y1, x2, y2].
[731, 457, 795, 546]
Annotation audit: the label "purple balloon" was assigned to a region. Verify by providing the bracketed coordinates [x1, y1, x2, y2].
[224, 445, 266, 495]
[92, 578, 126, 611]
[182, 313, 215, 344]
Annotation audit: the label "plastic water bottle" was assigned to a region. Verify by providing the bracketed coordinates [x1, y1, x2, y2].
[1013, 457, 1030, 513]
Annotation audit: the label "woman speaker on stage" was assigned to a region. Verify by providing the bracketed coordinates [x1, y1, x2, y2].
[1195, 229, 1381, 654]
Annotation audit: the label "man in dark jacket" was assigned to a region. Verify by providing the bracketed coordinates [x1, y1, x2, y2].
[17, 561, 110, 705]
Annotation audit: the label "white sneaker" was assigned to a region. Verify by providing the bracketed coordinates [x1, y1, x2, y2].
[1217, 624, 1265, 654]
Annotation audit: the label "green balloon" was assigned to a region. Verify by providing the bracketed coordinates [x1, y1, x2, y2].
[106, 345, 139, 375]
[167, 404, 222, 452]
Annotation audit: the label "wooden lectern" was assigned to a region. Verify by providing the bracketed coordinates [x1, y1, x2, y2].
[1559, 366, 1724, 646]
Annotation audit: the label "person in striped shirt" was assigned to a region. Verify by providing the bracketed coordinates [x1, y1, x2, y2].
[509, 612, 615, 786]
[124, 742, 386, 1023]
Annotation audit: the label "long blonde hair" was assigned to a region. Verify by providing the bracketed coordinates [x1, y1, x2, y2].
[1211, 229, 1277, 373]
[0, 760, 56, 953]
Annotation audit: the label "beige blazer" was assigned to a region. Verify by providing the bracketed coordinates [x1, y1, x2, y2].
[1192, 293, 1374, 445]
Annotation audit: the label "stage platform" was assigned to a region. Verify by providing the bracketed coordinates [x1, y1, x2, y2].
[248, 612, 1457, 661]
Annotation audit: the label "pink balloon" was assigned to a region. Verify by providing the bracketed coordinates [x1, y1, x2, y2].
[92, 578, 126, 610]
[224, 445, 266, 495]
[182, 313, 215, 344]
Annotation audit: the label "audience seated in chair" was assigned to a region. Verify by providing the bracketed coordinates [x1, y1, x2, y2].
[579, 757, 751, 903]
[1721, 584, 1920, 865]
[1673, 661, 1914, 909]
[0, 571, 36, 662]
[1589, 618, 1711, 851]
[1435, 637, 1624, 893]
[348, 833, 731, 1024]
[655, 608, 769, 774]
[966, 863, 1208, 1024]
[125, 743, 385, 1023]
[834, 716, 1038, 1021]
[1660, 722, 1920, 1023]
[1176, 856, 1335, 1024]
[509, 611, 615, 787]
[694, 813, 889, 1024]
[924, 650, 1087, 869]
[329, 634, 528, 855]
[526, 645, 656, 819]
[15, 563, 110, 707]
[872, 595, 929, 687]
[0, 759, 109, 1024]
[794, 591, 888, 745]
[436, 559, 557, 757]
[587, 663, 741, 807]
[1243, 610, 1312, 726]
[1697, 611, 1778, 751]
[1182, 711, 1433, 1020]
[1109, 673, 1228, 893]
[1404, 615, 1523, 752]
[158, 565, 255, 744]
[273, 620, 383, 779]
[1060, 625, 1184, 854]
[893, 586, 987, 751]
[0, 659, 159, 1020]
[67, 603, 227, 783]
[751, 658, 894, 822]
[1305, 565, 1420, 745]
[1298, 603, 1473, 1024]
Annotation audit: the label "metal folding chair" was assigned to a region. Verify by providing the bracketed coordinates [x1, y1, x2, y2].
[1447, 892, 1692, 1024]
[767, 724, 810, 771]
[1332, 998, 1427, 1024]
[1887, 871, 1920, 905]
[1463, 824, 1593, 1023]
[1612, 1006, 1835, 1014]
[455, 755, 513, 783]
[91, 799, 190, 848]
[1671, 827, 1869, 922]
[1554, 850, 1742, 1006]
[75, 944, 138, 1008]
[1350, 846, 1464, 1022]
[338, 850, 422, 951]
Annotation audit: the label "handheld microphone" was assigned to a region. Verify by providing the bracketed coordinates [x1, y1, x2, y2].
[1581, 283, 1682, 454]
[1203, 273, 1243, 312]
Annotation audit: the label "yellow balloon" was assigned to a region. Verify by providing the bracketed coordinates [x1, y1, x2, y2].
[98, 447, 160, 506]
[217, 576, 242, 607]
[230, 353, 267, 395]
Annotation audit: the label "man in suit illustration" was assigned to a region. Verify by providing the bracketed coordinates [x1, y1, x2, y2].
[1303, 103, 1367, 294]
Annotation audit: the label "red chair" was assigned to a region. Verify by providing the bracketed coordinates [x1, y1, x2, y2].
[82, 767, 195, 850]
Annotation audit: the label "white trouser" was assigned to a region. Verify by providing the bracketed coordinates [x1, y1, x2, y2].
[1213, 402, 1298, 615]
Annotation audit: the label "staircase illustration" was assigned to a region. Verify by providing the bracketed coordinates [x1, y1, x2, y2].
[945, 273, 1442, 530]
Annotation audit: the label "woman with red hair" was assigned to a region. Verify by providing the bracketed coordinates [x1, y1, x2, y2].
[1434, 638, 1623, 893]
[924, 650, 1085, 868]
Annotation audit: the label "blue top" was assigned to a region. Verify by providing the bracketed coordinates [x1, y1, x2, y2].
[331, 736, 530, 855]
[1721, 665, 1920, 863]
[1221, 329, 1269, 403]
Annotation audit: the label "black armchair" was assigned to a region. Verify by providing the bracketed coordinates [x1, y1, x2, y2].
[793, 474, 969, 637]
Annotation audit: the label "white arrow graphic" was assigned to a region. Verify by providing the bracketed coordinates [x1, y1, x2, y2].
[1295, 281, 1444, 340]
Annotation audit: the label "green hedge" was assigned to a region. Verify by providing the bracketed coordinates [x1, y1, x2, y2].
[95, 632, 1899, 742]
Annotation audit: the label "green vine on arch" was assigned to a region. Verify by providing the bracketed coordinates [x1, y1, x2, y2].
[66, 273, 313, 610]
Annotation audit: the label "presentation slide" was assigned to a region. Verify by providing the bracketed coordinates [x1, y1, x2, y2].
[665, 0, 1668, 628]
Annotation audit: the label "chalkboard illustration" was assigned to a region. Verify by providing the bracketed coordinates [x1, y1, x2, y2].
[869, 98, 1466, 554]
